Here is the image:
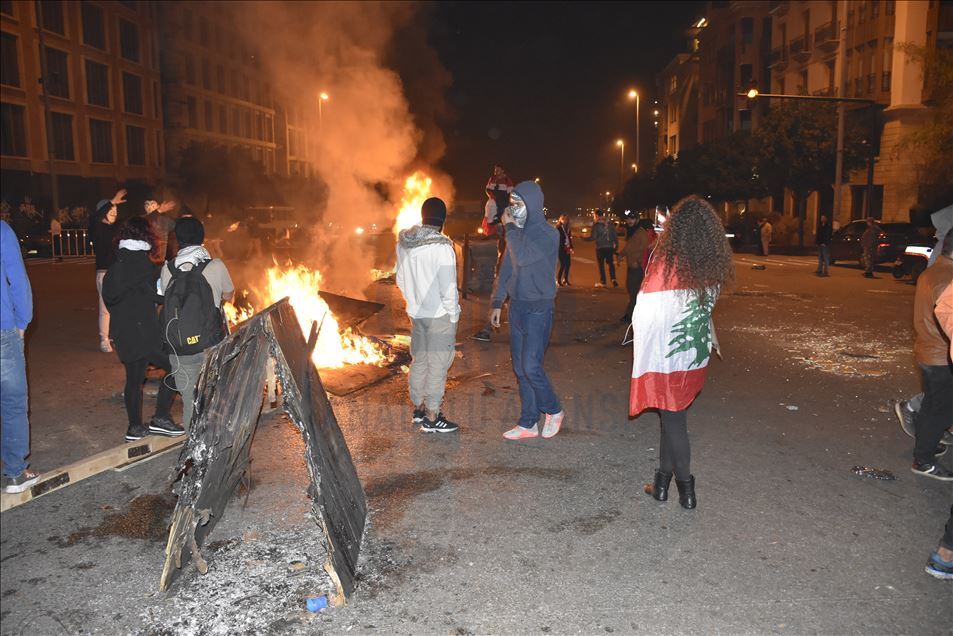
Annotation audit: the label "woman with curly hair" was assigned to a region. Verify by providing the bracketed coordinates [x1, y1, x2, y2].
[631, 195, 734, 509]
[102, 216, 183, 442]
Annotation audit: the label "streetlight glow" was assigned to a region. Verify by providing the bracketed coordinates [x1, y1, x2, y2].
[616, 139, 624, 147]
[319, 92, 330, 101]
[626, 89, 640, 168]
[746, 87, 759, 100]
[534, 177, 540, 183]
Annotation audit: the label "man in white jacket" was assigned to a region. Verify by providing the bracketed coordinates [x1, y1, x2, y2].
[395, 197, 461, 433]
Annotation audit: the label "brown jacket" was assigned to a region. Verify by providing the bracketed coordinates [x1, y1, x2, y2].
[913, 255, 953, 366]
[622, 228, 648, 268]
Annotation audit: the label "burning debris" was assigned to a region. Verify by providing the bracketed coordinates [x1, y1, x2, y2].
[161, 299, 368, 601]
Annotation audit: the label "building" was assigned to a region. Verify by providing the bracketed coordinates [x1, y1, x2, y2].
[656, 18, 703, 160]
[1, 0, 164, 210]
[155, 1, 318, 183]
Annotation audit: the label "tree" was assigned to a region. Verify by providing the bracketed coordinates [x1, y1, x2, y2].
[753, 100, 866, 247]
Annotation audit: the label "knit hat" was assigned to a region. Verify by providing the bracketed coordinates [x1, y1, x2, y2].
[95, 199, 112, 217]
[421, 197, 447, 228]
[174, 216, 205, 247]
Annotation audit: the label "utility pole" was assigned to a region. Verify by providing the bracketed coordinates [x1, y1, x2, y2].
[35, 0, 60, 215]
[832, 1, 847, 225]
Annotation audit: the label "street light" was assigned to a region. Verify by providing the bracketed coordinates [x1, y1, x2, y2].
[627, 89, 640, 169]
[534, 177, 540, 183]
[616, 139, 625, 188]
[318, 91, 329, 129]
[631, 163, 638, 173]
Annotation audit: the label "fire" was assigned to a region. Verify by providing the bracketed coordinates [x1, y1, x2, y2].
[393, 171, 434, 237]
[223, 264, 390, 369]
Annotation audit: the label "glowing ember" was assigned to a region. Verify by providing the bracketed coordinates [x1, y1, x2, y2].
[393, 171, 434, 237]
[227, 222, 240, 232]
[223, 264, 390, 369]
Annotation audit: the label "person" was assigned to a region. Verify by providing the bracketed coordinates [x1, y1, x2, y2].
[395, 197, 460, 433]
[1, 220, 39, 493]
[485, 165, 513, 225]
[620, 213, 648, 322]
[589, 209, 618, 287]
[639, 218, 657, 270]
[490, 180, 565, 440]
[159, 216, 234, 430]
[632, 196, 735, 510]
[144, 199, 176, 264]
[556, 214, 573, 286]
[90, 193, 125, 352]
[472, 168, 512, 343]
[861, 217, 878, 278]
[815, 214, 832, 277]
[102, 217, 184, 441]
[759, 217, 773, 257]
[905, 229, 953, 481]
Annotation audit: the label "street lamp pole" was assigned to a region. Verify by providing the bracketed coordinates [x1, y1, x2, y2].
[628, 89, 640, 171]
[616, 139, 625, 189]
[318, 91, 329, 131]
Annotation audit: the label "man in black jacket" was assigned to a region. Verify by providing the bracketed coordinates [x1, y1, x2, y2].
[815, 214, 833, 277]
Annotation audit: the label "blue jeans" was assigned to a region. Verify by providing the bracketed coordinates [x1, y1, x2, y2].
[1, 329, 31, 477]
[508, 302, 561, 428]
[816, 244, 830, 274]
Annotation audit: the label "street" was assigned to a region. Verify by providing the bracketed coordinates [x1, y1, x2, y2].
[0, 242, 950, 635]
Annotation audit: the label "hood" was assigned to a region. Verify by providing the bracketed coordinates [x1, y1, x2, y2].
[512, 181, 546, 228]
[928, 204, 952, 265]
[398, 224, 452, 250]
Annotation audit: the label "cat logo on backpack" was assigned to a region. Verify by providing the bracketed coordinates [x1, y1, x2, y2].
[160, 259, 225, 356]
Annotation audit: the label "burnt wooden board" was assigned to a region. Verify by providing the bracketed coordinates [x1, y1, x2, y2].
[318, 290, 384, 328]
[160, 299, 367, 600]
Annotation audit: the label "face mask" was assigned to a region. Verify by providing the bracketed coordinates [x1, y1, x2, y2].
[505, 192, 528, 229]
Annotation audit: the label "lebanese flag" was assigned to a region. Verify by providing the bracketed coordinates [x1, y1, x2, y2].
[629, 260, 718, 416]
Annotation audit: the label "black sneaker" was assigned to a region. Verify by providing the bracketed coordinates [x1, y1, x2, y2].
[148, 415, 185, 437]
[420, 413, 459, 433]
[470, 329, 491, 342]
[2, 469, 40, 494]
[894, 400, 916, 438]
[936, 444, 949, 458]
[125, 423, 149, 442]
[412, 408, 426, 426]
[611, 280, 619, 288]
[911, 462, 953, 481]
[942, 430, 953, 447]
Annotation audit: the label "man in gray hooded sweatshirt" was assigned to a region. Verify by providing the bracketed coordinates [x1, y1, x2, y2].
[490, 181, 566, 440]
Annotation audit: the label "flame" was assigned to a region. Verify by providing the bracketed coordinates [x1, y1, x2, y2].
[223, 264, 390, 369]
[393, 171, 434, 237]
[227, 221, 240, 232]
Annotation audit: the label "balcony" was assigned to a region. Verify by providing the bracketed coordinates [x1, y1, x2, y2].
[790, 34, 812, 61]
[881, 71, 892, 92]
[814, 21, 839, 52]
[768, 45, 789, 70]
[812, 87, 834, 97]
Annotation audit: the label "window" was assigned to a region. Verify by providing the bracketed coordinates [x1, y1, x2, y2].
[89, 118, 113, 162]
[201, 59, 210, 89]
[85, 59, 109, 106]
[1, 1, 13, 17]
[119, 19, 140, 62]
[122, 72, 142, 114]
[740, 109, 752, 132]
[187, 96, 197, 128]
[231, 107, 240, 135]
[81, 2, 106, 50]
[216, 65, 225, 93]
[43, 47, 70, 98]
[669, 75, 677, 94]
[182, 8, 193, 40]
[126, 125, 145, 165]
[1, 32, 19, 87]
[243, 110, 251, 138]
[886, 0, 895, 16]
[740, 64, 753, 90]
[155, 129, 162, 166]
[871, 0, 879, 19]
[741, 17, 754, 45]
[218, 104, 227, 133]
[50, 112, 74, 160]
[264, 114, 273, 142]
[0, 103, 27, 156]
[184, 57, 194, 85]
[41, 1, 65, 35]
[883, 37, 894, 91]
[204, 100, 213, 130]
[255, 112, 263, 140]
[199, 16, 209, 45]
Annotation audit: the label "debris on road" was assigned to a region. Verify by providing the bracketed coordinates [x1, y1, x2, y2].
[851, 466, 897, 480]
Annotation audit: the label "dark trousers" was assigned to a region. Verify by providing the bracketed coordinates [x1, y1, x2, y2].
[623, 265, 644, 320]
[913, 363, 953, 465]
[659, 409, 691, 480]
[942, 505, 953, 551]
[509, 302, 561, 428]
[596, 247, 617, 284]
[123, 350, 175, 430]
[557, 251, 571, 284]
[863, 247, 877, 274]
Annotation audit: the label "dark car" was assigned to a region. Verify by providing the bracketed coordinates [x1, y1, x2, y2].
[829, 220, 924, 266]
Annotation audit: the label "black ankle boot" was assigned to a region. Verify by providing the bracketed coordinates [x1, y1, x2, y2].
[643, 469, 673, 501]
[676, 475, 697, 509]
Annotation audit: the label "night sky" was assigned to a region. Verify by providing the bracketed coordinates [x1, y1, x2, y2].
[424, 1, 704, 213]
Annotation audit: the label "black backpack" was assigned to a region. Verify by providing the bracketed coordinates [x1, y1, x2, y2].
[160, 259, 225, 356]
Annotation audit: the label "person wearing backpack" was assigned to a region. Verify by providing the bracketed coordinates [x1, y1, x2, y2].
[102, 217, 183, 441]
[159, 216, 234, 430]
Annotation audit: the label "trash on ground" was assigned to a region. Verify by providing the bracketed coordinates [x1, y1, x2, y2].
[851, 466, 897, 480]
[306, 595, 329, 612]
[751, 264, 767, 270]
[785, 405, 799, 411]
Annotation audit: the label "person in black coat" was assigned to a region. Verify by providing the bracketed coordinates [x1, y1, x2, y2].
[102, 217, 184, 442]
[556, 214, 573, 286]
[815, 214, 833, 277]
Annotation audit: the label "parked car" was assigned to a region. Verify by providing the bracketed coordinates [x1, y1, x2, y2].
[829, 220, 924, 266]
[892, 242, 933, 282]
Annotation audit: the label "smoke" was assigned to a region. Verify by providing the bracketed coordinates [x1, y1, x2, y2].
[235, 1, 454, 294]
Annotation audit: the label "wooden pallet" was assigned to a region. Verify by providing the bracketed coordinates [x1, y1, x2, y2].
[0, 435, 184, 512]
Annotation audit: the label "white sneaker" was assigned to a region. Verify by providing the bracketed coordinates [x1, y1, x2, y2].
[542, 410, 565, 438]
[503, 424, 539, 440]
[99, 340, 113, 353]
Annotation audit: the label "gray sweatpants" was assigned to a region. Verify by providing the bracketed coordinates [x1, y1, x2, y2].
[409, 316, 458, 414]
[173, 351, 206, 429]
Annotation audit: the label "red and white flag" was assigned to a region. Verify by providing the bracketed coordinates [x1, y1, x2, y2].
[629, 261, 718, 416]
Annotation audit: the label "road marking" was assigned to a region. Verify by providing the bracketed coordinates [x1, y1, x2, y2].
[573, 256, 595, 264]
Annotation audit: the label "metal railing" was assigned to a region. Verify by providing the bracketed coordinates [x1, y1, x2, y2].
[51, 229, 92, 260]
[814, 21, 838, 47]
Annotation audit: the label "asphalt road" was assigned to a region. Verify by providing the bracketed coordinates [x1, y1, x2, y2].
[1, 244, 950, 635]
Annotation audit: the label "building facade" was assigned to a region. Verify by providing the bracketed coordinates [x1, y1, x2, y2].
[656, 20, 703, 160]
[1, 0, 164, 209]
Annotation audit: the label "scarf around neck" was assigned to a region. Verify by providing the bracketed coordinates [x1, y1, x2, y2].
[174, 245, 212, 268]
[118, 239, 151, 251]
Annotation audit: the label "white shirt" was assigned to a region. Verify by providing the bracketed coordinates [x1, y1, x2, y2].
[395, 239, 460, 322]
